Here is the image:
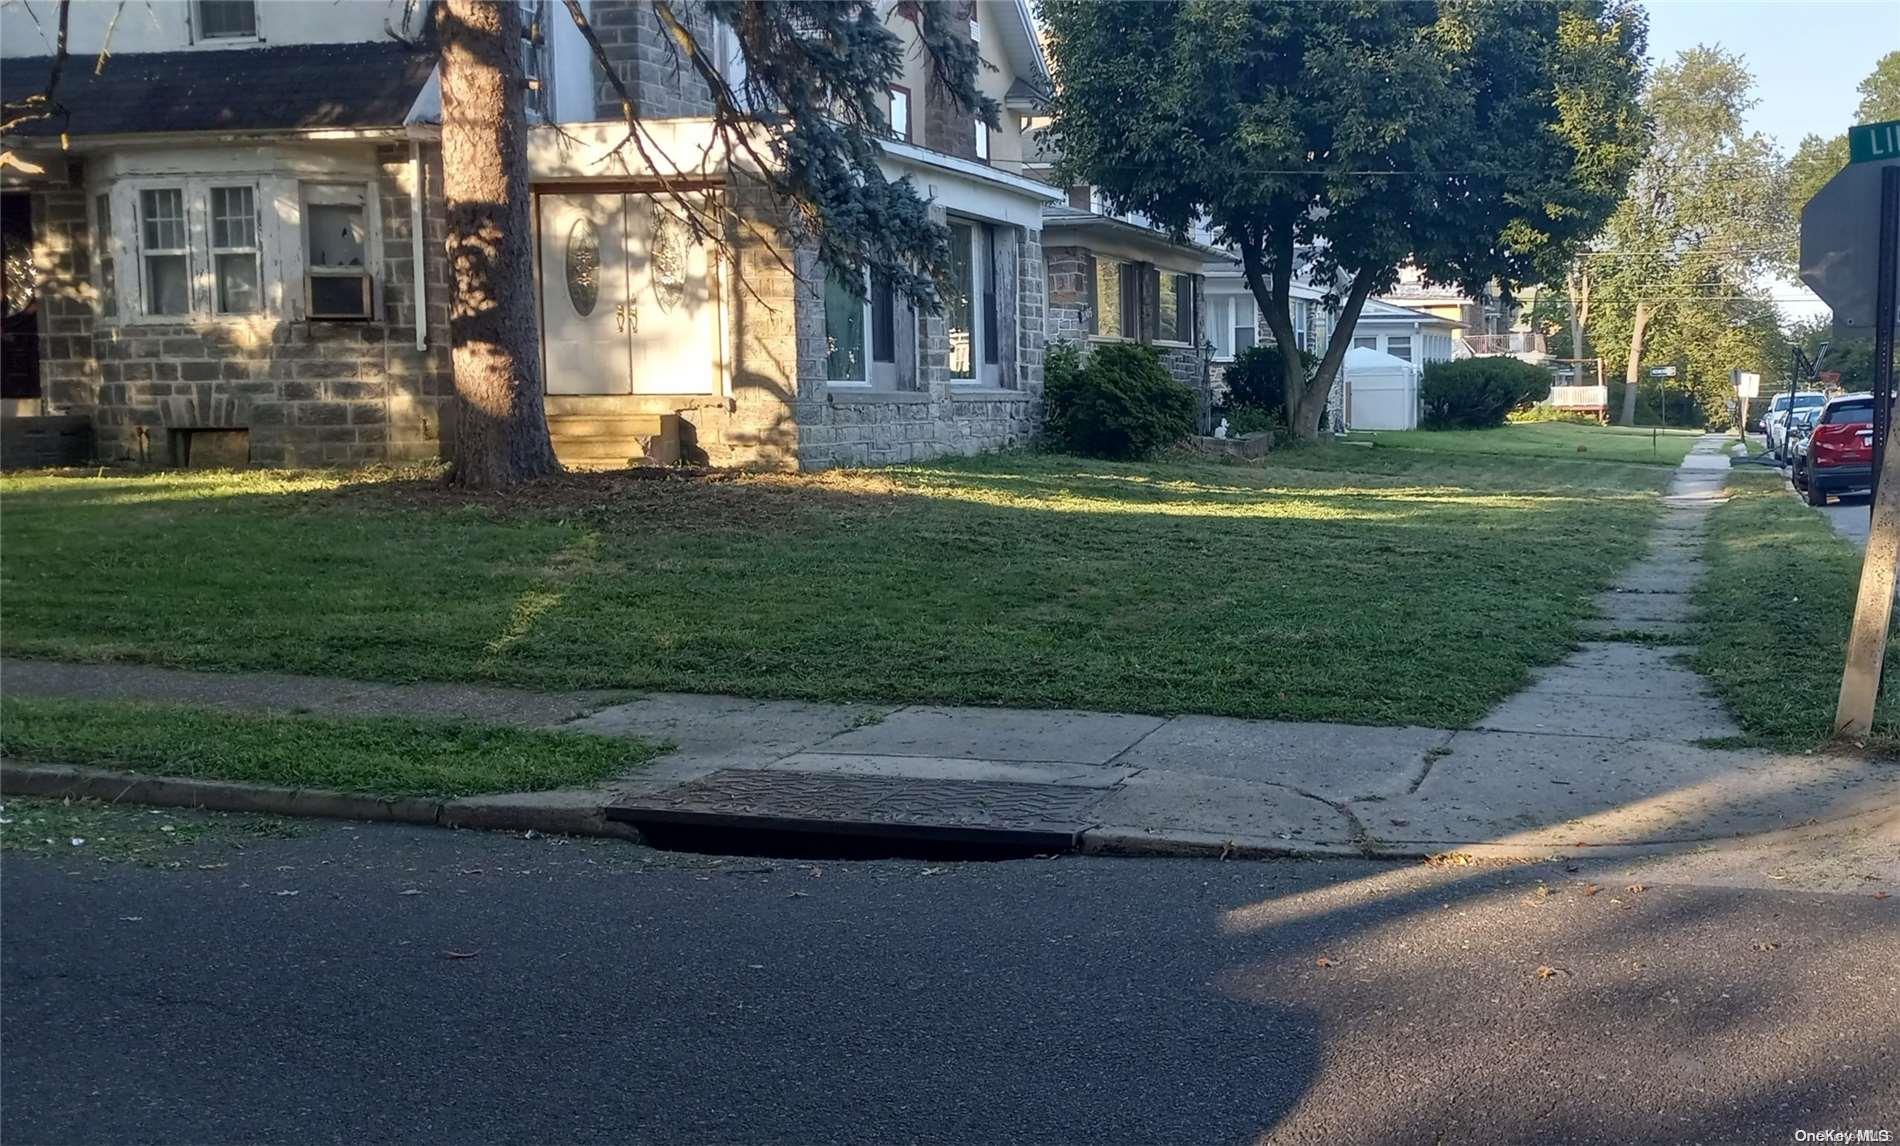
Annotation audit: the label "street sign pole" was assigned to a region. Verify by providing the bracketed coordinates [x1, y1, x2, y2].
[1832, 164, 1900, 738]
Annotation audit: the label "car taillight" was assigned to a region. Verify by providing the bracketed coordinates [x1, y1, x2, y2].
[1811, 424, 1865, 464]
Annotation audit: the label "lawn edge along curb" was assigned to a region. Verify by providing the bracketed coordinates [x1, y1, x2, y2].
[0, 759, 638, 841]
[7, 758, 1895, 863]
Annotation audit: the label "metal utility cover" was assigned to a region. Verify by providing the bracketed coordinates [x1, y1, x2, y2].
[1800, 158, 1900, 331]
[605, 769, 1103, 849]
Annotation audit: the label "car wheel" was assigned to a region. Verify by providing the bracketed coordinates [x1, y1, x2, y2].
[1807, 474, 1827, 507]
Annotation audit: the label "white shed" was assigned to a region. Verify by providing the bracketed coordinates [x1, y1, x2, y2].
[1341, 346, 1421, 431]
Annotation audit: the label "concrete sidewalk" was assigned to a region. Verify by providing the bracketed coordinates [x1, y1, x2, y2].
[5, 435, 1897, 857]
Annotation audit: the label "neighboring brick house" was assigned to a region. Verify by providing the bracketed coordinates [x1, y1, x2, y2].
[1, 2, 449, 466]
[2, 0, 1063, 472]
[1040, 204, 1216, 400]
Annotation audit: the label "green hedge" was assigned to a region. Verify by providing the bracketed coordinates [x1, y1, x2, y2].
[1420, 357, 1554, 429]
[1044, 342, 1197, 459]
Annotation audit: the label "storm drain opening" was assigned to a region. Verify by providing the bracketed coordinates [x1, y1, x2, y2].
[606, 769, 1099, 861]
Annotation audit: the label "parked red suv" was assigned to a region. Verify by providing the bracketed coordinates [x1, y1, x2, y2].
[1797, 392, 1875, 506]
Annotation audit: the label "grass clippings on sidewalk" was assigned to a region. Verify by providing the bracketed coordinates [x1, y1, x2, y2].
[1, 447, 1669, 728]
[0, 699, 667, 799]
[1691, 470, 1899, 754]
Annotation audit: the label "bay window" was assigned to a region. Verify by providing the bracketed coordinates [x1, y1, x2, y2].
[209, 185, 260, 315]
[138, 189, 190, 316]
[93, 193, 116, 319]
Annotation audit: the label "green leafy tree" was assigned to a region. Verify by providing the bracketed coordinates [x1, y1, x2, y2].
[1042, 0, 1646, 439]
[1596, 47, 1791, 426]
[1787, 52, 1900, 229]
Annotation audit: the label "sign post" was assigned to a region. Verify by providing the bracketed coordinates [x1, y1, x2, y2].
[1732, 370, 1759, 445]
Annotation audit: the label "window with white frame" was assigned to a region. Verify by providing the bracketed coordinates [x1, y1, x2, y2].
[824, 267, 905, 388]
[196, 0, 257, 39]
[1232, 299, 1256, 355]
[974, 119, 990, 162]
[1386, 335, 1413, 363]
[1352, 334, 1376, 349]
[209, 185, 260, 315]
[93, 192, 116, 319]
[303, 183, 372, 319]
[946, 220, 1004, 384]
[1203, 296, 1228, 357]
[138, 188, 191, 316]
[1292, 299, 1310, 352]
[888, 86, 910, 141]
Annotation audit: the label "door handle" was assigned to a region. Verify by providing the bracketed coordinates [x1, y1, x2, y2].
[614, 302, 639, 334]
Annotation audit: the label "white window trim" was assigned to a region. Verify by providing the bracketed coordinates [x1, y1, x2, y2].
[301, 181, 379, 321]
[974, 118, 990, 162]
[208, 183, 262, 317]
[135, 186, 193, 320]
[193, 0, 261, 45]
[825, 269, 900, 390]
[888, 86, 911, 142]
[948, 219, 1005, 387]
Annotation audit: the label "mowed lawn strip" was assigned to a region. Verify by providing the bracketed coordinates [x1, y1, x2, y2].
[1691, 470, 1899, 754]
[1361, 422, 1702, 466]
[0, 698, 667, 799]
[0, 446, 1668, 727]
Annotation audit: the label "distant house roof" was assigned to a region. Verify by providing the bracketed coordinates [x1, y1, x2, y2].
[1357, 298, 1464, 328]
[1, 40, 438, 139]
[1004, 76, 1050, 111]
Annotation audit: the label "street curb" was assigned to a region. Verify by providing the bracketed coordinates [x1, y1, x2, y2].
[0, 760, 639, 841]
[5, 759, 1893, 863]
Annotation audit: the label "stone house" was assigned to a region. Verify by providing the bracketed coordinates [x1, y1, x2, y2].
[0, 0, 1067, 471]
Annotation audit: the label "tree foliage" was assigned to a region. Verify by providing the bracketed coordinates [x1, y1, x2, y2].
[1042, 0, 1646, 440]
[1221, 344, 1315, 416]
[1786, 51, 1900, 232]
[1588, 46, 1791, 425]
[568, 0, 995, 311]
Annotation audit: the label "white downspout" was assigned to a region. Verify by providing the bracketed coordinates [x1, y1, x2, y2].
[409, 138, 427, 352]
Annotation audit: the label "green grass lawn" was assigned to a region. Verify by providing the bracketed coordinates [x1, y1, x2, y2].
[0, 446, 1669, 728]
[1691, 471, 1899, 754]
[1359, 422, 1704, 466]
[0, 698, 666, 798]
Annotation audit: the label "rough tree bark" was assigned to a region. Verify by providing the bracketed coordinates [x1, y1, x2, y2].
[1617, 299, 1652, 427]
[437, 0, 560, 488]
[1237, 230, 1376, 440]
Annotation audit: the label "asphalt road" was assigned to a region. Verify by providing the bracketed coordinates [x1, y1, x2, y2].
[4, 820, 1898, 1145]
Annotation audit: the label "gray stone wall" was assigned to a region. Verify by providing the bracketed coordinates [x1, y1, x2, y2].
[792, 218, 1045, 470]
[1042, 243, 1207, 397]
[589, 1, 716, 120]
[37, 149, 452, 468]
[27, 166, 102, 416]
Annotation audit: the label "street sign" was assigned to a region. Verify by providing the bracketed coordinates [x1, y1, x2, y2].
[1731, 369, 1760, 398]
[1648, 365, 1676, 378]
[1849, 119, 1900, 165]
[1801, 157, 1900, 332]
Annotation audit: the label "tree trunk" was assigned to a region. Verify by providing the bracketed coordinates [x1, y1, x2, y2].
[1237, 230, 1318, 438]
[438, 0, 560, 488]
[1565, 262, 1590, 361]
[1617, 299, 1652, 427]
[1296, 275, 1375, 439]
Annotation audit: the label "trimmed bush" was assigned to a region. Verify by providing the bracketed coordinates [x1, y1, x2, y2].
[1044, 341, 1197, 460]
[1221, 344, 1315, 414]
[1419, 357, 1554, 429]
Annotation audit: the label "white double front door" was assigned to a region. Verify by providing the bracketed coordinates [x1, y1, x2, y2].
[538, 192, 719, 396]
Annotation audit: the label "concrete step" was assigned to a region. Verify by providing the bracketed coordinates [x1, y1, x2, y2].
[546, 414, 668, 438]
